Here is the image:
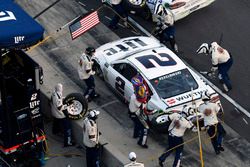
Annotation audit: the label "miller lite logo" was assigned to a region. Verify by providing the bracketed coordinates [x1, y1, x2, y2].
[0, 11, 16, 21]
[29, 93, 40, 109]
[14, 36, 25, 44]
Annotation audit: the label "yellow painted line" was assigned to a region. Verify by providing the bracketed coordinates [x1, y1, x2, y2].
[27, 35, 51, 52]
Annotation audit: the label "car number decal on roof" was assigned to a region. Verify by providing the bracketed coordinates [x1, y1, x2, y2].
[103, 38, 147, 56]
[136, 53, 177, 68]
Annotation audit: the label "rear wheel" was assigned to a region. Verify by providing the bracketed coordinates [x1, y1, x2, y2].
[92, 60, 104, 80]
[64, 93, 88, 120]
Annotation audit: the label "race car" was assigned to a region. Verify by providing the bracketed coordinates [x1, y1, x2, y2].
[93, 36, 222, 130]
[102, 0, 216, 21]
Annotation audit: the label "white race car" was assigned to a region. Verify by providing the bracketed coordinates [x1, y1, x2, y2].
[102, 0, 216, 21]
[93, 36, 222, 130]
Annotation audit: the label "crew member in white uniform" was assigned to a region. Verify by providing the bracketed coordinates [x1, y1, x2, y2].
[154, 4, 178, 53]
[51, 83, 74, 147]
[124, 152, 144, 167]
[78, 47, 99, 102]
[129, 75, 155, 148]
[158, 112, 196, 167]
[197, 42, 233, 92]
[198, 92, 226, 155]
[83, 110, 100, 167]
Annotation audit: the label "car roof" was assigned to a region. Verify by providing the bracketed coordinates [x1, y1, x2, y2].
[127, 47, 187, 80]
[95, 36, 162, 63]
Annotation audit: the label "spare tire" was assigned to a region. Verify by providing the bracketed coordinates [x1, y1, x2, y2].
[123, 0, 147, 12]
[63, 93, 88, 120]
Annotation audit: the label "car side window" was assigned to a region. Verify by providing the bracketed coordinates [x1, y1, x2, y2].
[113, 63, 138, 82]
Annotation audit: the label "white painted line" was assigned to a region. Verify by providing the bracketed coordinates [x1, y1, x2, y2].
[89, 100, 119, 111]
[105, 16, 111, 20]
[127, 16, 250, 118]
[77, 1, 86, 7]
[242, 118, 248, 125]
[234, 107, 240, 113]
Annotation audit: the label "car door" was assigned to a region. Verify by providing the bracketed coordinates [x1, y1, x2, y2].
[105, 61, 138, 101]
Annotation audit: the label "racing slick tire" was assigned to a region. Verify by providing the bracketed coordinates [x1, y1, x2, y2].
[151, 114, 170, 133]
[63, 93, 88, 120]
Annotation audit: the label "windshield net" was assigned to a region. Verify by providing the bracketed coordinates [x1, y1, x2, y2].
[150, 68, 198, 99]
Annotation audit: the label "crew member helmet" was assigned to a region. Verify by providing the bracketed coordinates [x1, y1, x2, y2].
[202, 91, 211, 101]
[89, 110, 100, 118]
[128, 152, 136, 161]
[85, 47, 95, 56]
[196, 43, 210, 55]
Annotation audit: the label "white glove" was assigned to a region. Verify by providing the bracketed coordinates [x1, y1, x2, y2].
[62, 104, 68, 110]
[90, 70, 95, 75]
[211, 66, 218, 72]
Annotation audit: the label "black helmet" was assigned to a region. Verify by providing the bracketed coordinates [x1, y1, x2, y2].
[85, 47, 95, 55]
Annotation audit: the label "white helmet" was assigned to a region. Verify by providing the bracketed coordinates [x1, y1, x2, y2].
[202, 91, 211, 101]
[196, 43, 210, 54]
[89, 110, 100, 118]
[55, 83, 63, 96]
[155, 4, 167, 16]
[128, 152, 136, 161]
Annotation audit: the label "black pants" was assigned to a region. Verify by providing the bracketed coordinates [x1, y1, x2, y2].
[109, 2, 128, 28]
[86, 146, 100, 167]
[160, 26, 177, 51]
[134, 116, 148, 145]
[207, 122, 226, 153]
[159, 135, 184, 167]
[52, 118, 72, 145]
[218, 57, 233, 89]
[84, 75, 96, 98]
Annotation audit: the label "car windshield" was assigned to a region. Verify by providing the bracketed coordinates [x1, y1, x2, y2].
[150, 68, 198, 99]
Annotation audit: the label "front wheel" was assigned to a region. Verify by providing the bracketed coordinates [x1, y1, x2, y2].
[64, 93, 88, 120]
[150, 114, 170, 133]
[92, 60, 104, 80]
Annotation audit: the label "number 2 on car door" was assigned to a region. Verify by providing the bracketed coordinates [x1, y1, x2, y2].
[115, 76, 125, 96]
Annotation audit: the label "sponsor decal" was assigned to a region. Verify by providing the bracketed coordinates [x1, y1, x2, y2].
[159, 71, 181, 81]
[184, 0, 201, 9]
[103, 38, 147, 56]
[14, 36, 25, 44]
[166, 98, 176, 105]
[190, 5, 200, 12]
[31, 107, 40, 115]
[29, 93, 40, 109]
[175, 90, 204, 102]
[0, 11, 16, 21]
